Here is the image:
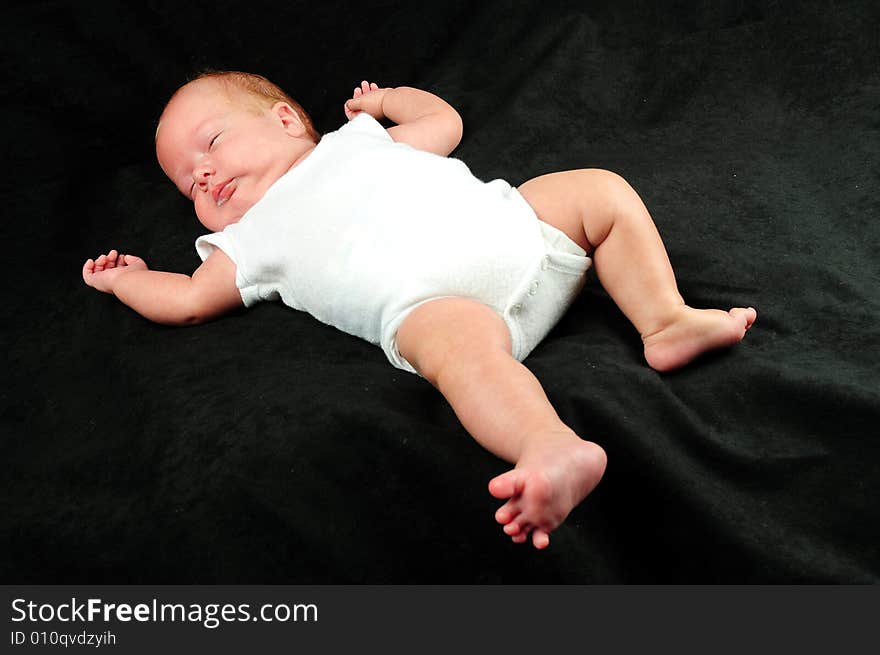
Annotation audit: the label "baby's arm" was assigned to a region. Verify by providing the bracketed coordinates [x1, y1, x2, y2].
[82, 249, 243, 325]
[344, 80, 463, 157]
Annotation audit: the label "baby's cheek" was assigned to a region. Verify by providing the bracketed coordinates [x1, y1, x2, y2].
[229, 190, 253, 219]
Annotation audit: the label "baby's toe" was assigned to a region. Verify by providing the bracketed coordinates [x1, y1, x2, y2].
[503, 518, 532, 537]
[511, 533, 528, 544]
[729, 307, 757, 331]
[495, 502, 520, 525]
[532, 529, 550, 550]
[488, 469, 523, 500]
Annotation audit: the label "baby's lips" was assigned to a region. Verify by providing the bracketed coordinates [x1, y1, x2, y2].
[214, 179, 236, 207]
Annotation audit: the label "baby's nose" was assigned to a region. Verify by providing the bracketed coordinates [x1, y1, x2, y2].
[194, 165, 214, 188]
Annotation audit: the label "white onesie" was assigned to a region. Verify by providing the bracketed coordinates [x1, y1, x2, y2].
[195, 113, 591, 374]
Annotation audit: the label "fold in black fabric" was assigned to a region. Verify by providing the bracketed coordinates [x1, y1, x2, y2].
[2, 0, 877, 582]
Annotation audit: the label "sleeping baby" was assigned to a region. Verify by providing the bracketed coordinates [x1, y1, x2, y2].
[83, 72, 756, 549]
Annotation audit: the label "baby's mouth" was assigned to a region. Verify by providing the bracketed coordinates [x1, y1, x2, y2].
[214, 179, 236, 207]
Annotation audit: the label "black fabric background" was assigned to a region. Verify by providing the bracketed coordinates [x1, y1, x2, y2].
[2, 0, 878, 583]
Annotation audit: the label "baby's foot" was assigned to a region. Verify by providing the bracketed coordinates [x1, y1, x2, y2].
[488, 431, 606, 549]
[642, 306, 757, 372]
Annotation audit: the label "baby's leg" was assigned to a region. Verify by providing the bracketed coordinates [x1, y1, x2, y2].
[518, 170, 756, 371]
[397, 298, 607, 549]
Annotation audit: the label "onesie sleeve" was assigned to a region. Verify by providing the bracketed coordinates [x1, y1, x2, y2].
[194, 232, 264, 307]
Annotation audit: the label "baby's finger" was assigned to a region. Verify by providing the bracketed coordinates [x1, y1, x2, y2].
[370, 82, 379, 91]
[361, 80, 370, 93]
[353, 86, 362, 98]
[123, 254, 147, 269]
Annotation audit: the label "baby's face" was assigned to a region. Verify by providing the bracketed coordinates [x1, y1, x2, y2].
[156, 80, 313, 232]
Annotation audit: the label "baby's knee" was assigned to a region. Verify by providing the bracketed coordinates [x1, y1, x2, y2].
[581, 168, 635, 198]
[579, 168, 647, 226]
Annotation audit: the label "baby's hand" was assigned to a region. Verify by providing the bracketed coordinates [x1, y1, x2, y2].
[344, 80, 389, 121]
[82, 249, 148, 294]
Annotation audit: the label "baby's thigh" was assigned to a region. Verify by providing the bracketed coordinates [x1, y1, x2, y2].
[396, 297, 512, 383]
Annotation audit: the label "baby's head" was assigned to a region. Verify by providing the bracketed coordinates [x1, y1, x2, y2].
[156, 71, 320, 232]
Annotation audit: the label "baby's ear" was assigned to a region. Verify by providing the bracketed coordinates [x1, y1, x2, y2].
[272, 102, 306, 138]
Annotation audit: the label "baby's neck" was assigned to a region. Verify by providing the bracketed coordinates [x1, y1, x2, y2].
[287, 143, 318, 173]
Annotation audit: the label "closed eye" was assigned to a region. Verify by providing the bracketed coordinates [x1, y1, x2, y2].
[185, 132, 220, 198]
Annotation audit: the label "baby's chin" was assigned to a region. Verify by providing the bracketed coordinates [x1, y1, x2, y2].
[196, 208, 246, 232]
[197, 180, 269, 230]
